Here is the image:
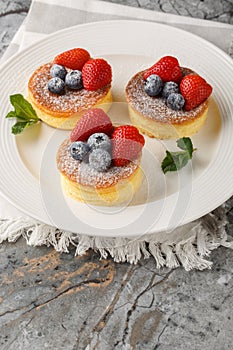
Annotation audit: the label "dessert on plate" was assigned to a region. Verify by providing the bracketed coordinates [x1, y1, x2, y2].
[125, 55, 212, 139]
[28, 48, 112, 130]
[56, 108, 145, 206]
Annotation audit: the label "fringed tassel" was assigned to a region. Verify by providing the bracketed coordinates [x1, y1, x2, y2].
[75, 235, 94, 256]
[1, 209, 233, 271]
[196, 227, 211, 257]
[25, 224, 58, 247]
[148, 243, 166, 268]
[175, 238, 213, 271]
[161, 243, 180, 269]
[0, 217, 38, 243]
[57, 231, 78, 253]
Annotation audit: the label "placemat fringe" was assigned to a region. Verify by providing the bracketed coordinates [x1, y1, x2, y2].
[1, 207, 232, 271]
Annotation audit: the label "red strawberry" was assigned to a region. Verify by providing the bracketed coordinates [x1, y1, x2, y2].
[180, 74, 212, 111]
[143, 56, 182, 82]
[70, 108, 113, 142]
[112, 125, 145, 167]
[82, 58, 112, 91]
[54, 48, 90, 70]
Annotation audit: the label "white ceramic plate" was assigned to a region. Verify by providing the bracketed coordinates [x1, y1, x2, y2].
[1, 20, 233, 237]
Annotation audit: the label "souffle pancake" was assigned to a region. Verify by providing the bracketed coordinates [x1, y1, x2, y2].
[126, 56, 212, 139]
[57, 108, 145, 206]
[28, 48, 112, 130]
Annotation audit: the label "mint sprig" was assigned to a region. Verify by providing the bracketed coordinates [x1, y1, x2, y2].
[161, 137, 196, 173]
[6, 94, 40, 134]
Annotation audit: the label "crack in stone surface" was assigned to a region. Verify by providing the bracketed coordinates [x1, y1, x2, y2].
[137, 291, 155, 309]
[31, 277, 107, 308]
[121, 272, 157, 344]
[121, 270, 174, 346]
[0, 277, 108, 326]
[157, 0, 163, 12]
[93, 266, 136, 332]
[156, 323, 168, 345]
[73, 312, 93, 350]
[153, 311, 177, 349]
[0, 301, 37, 318]
[76, 265, 136, 350]
[0, 8, 29, 17]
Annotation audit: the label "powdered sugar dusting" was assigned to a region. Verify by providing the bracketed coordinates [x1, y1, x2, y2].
[28, 62, 110, 115]
[57, 139, 140, 188]
[126, 68, 208, 124]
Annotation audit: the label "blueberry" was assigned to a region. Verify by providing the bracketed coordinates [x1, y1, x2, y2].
[167, 93, 185, 111]
[162, 81, 179, 99]
[89, 149, 111, 172]
[48, 77, 65, 95]
[50, 64, 67, 80]
[65, 70, 83, 90]
[144, 74, 163, 97]
[69, 141, 90, 161]
[87, 133, 112, 152]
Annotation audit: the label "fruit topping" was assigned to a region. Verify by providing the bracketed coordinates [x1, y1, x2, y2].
[166, 93, 185, 111]
[143, 56, 182, 83]
[70, 108, 113, 142]
[144, 74, 163, 96]
[69, 141, 90, 161]
[87, 132, 112, 152]
[48, 77, 65, 95]
[54, 48, 90, 70]
[142, 56, 212, 111]
[50, 64, 67, 80]
[162, 81, 179, 99]
[68, 110, 145, 171]
[82, 58, 112, 91]
[180, 74, 212, 111]
[47, 50, 112, 95]
[89, 148, 112, 172]
[112, 125, 145, 167]
[65, 70, 83, 90]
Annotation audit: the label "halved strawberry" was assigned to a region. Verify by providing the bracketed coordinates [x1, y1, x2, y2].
[70, 108, 113, 142]
[82, 58, 112, 91]
[180, 74, 212, 111]
[112, 125, 145, 167]
[143, 56, 182, 83]
[54, 48, 90, 70]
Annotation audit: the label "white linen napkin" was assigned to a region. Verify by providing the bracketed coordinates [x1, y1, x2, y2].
[1, 0, 233, 270]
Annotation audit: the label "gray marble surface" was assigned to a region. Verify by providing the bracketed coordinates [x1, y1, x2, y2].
[0, 1, 233, 350]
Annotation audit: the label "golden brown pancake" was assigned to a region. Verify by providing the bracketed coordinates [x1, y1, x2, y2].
[125, 68, 209, 139]
[28, 62, 112, 130]
[57, 139, 143, 206]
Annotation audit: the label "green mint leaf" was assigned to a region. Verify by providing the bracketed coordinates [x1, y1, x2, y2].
[6, 94, 40, 134]
[172, 151, 190, 170]
[162, 138, 196, 174]
[6, 111, 17, 119]
[161, 150, 190, 173]
[6, 110, 29, 121]
[10, 94, 38, 121]
[11, 120, 38, 135]
[177, 137, 194, 158]
[161, 151, 178, 173]
[12, 121, 29, 134]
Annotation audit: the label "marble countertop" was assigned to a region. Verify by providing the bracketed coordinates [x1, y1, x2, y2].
[0, 1, 233, 350]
